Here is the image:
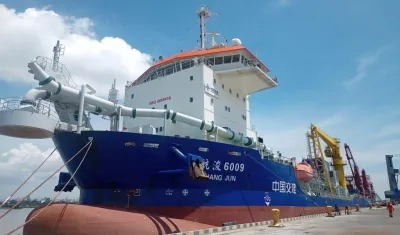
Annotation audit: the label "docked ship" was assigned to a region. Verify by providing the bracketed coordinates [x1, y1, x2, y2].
[0, 7, 372, 235]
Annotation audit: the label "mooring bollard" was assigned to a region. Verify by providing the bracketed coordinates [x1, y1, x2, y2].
[355, 204, 360, 212]
[268, 208, 285, 227]
[326, 206, 334, 217]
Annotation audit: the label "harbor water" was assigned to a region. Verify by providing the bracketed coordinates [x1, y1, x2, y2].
[0, 208, 33, 235]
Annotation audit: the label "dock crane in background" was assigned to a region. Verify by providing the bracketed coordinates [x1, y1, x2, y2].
[344, 144, 364, 195]
[384, 155, 400, 201]
[344, 144, 380, 202]
[307, 124, 348, 195]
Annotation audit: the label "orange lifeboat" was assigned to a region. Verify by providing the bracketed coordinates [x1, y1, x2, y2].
[295, 162, 313, 182]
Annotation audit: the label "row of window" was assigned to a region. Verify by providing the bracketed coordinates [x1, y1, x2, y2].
[136, 53, 264, 86]
[212, 78, 246, 103]
[224, 105, 246, 120]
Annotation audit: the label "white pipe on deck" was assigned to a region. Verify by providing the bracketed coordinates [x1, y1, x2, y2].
[22, 88, 51, 104]
[28, 60, 256, 147]
[77, 84, 86, 134]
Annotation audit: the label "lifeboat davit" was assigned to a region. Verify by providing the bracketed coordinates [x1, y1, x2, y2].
[295, 162, 313, 182]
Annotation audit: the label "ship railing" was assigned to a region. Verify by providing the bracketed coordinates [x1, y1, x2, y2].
[35, 56, 79, 90]
[130, 56, 217, 87]
[0, 97, 60, 120]
[56, 122, 90, 132]
[270, 156, 294, 166]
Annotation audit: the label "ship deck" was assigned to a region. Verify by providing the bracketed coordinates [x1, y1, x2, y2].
[170, 206, 399, 235]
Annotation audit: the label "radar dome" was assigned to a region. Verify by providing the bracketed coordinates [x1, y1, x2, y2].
[231, 38, 242, 46]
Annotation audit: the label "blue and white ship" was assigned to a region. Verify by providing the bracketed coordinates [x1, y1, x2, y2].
[0, 6, 370, 235]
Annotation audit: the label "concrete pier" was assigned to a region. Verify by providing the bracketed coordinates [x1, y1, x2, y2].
[211, 207, 399, 235]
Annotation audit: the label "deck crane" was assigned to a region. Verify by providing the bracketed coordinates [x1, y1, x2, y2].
[308, 124, 347, 194]
[344, 143, 364, 195]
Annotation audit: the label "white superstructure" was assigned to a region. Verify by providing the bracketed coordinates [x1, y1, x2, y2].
[124, 7, 277, 144]
[0, 6, 279, 154]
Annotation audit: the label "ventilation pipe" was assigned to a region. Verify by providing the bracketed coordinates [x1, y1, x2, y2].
[28, 59, 256, 147]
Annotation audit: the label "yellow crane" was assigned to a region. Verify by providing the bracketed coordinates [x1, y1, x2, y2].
[307, 124, 347, 194]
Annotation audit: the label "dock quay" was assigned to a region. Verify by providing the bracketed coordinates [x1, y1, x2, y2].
[170, 206, 399, 235]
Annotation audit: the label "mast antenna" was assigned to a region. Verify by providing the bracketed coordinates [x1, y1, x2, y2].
[52, 40, 65, 72]
[197, 6, 218, 50]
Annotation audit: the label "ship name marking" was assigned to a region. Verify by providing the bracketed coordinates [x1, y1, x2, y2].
[208, 174, 236, 182]
[203, 159, 245, 172]
[272, 180, 296, 194]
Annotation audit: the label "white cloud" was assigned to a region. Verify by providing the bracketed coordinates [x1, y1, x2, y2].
[0, 4, 152, 199]
[343, 46, 389, 89]
[0, 143, 79, 200]
[0, 4, 152, 97]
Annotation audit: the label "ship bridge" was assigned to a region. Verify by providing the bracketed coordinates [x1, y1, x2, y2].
[128, 44, 278, 95]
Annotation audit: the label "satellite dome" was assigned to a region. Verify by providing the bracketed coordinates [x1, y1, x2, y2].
[231, 38, 242, 46]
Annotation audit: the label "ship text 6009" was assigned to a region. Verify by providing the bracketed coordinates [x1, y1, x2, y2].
[203, 159, 244, 173]
[224, 162, 244, 172]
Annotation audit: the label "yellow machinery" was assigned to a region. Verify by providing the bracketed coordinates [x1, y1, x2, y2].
[307, 124, 347, 194]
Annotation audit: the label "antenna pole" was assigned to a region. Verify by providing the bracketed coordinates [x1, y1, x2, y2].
[52, 40, 65, 72]
[197, 7, 211, 50]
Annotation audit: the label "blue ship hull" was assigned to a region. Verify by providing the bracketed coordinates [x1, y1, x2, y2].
[53, 130, 369, 225]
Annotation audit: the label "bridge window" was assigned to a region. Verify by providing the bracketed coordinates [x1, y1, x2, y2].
[190, 76, 193, 81]
[164, 104, 167, 109]
[229, 89, 232, 94]
[223, 56, 232, 64]
[210, 98, 214, 105]
[131, 94, 134, 99]
[189, 97, 193, 102]
[182, 60, 191, 70]
[232, 54, 240, 63]
[213, 78, 216, 84]
[243, 97, 246, 102]
[215, 57, 223, 65]
[165, 65, 174, 75]
[222, 84, 225, 89]
[236, 93, 239, 98]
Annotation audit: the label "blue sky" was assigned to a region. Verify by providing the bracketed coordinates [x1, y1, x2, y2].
[0, 0, 399, 199]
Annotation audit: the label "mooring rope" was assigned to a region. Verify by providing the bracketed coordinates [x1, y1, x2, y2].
[4, 140, 93, 235]
[0, 148, 58, 209]
[0, 140, 93, 221]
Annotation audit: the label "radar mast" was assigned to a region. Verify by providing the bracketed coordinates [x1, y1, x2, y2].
[197, 6, 218, 49]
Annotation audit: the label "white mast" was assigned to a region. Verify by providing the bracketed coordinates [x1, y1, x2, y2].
[52, 40, 65, 72]
[197, 6, 219, 50]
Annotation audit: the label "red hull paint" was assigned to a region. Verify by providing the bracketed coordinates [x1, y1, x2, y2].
[23, 204, 329, 235]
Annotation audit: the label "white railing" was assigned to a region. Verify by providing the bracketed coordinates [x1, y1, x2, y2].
[35, 56, 79, 89]
[0, 97, 60, 120]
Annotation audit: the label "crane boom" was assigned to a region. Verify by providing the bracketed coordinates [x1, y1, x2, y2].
[310, 124, 347, 189]
[344, 143, 364, 194]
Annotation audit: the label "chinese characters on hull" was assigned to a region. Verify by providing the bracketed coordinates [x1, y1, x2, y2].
[272, 181, 297, 194]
